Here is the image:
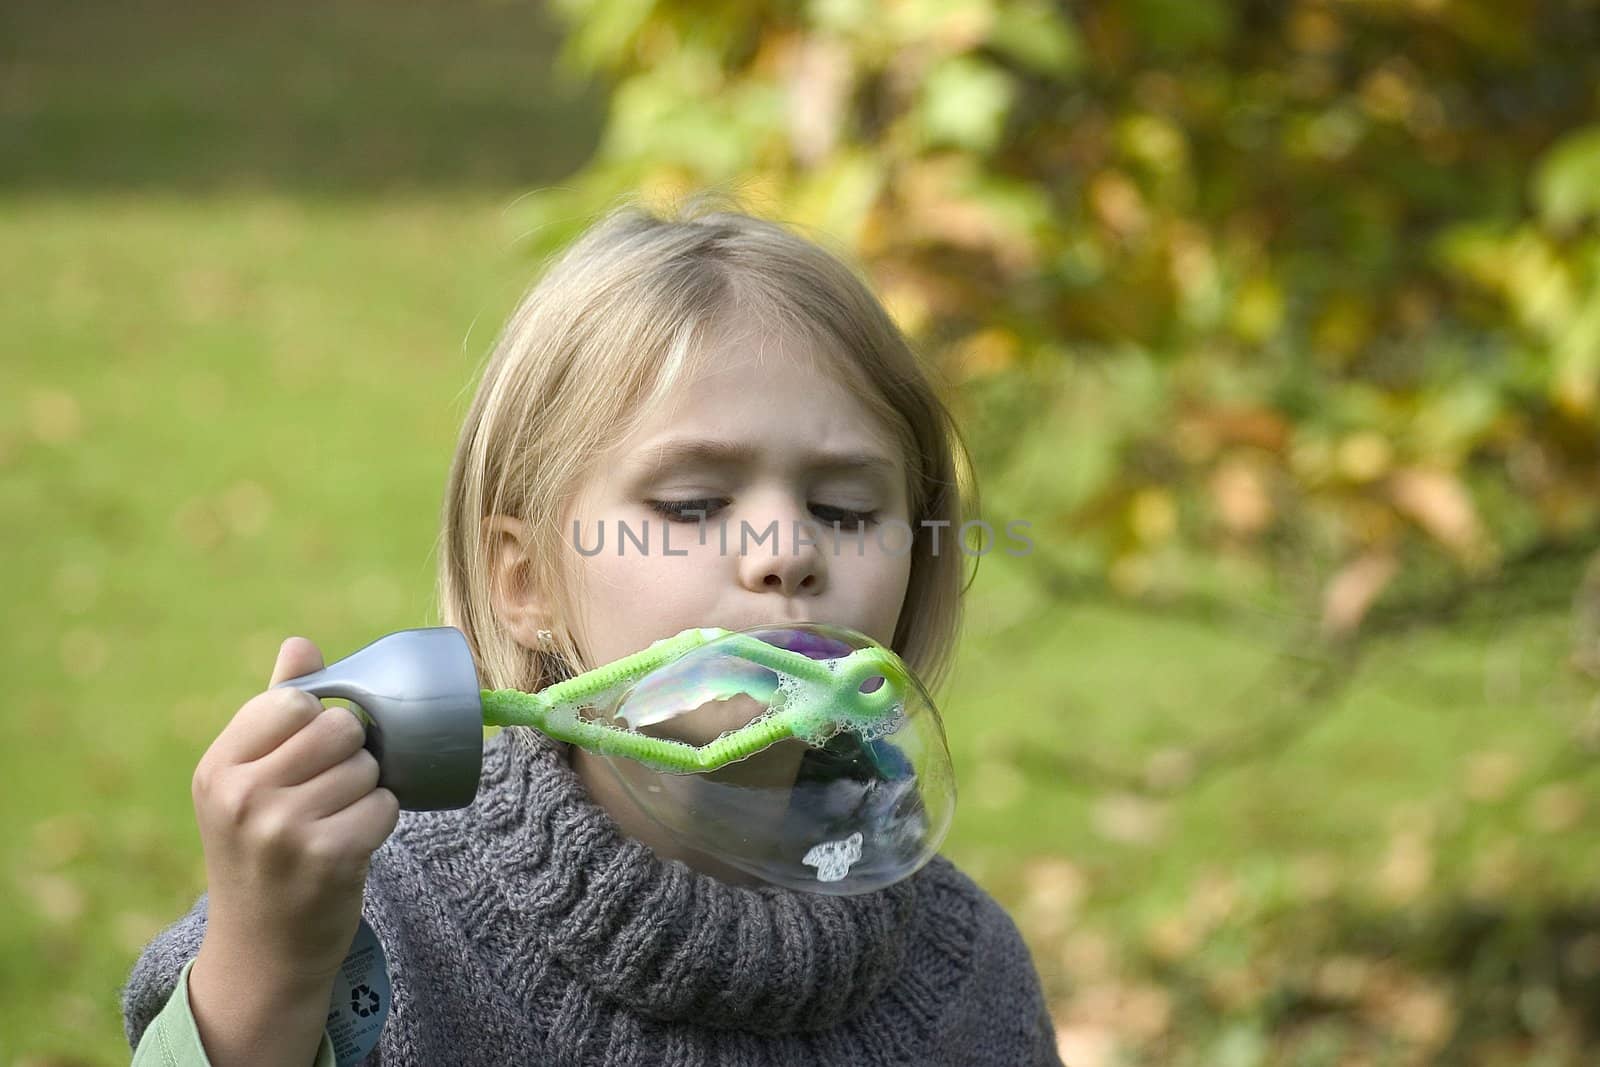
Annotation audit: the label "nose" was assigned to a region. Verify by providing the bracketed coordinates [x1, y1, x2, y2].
[748, 553, 821, 595]
[735, 493, 826, 597]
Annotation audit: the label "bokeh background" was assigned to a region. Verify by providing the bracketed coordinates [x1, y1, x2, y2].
[4, 1, 1600, 1063]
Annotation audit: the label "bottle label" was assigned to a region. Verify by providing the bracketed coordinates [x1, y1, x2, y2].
[325, 916, 390, 1066]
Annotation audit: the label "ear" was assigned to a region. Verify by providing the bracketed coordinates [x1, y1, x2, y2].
[481, 514, 556, 649]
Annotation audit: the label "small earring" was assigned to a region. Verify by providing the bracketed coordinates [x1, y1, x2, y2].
[535, 628, 554, 648]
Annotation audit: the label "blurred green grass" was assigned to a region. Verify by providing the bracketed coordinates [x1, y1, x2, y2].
[4, 3, 1599, 1064]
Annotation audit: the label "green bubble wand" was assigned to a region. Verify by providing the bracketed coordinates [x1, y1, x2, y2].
[275, 623, 917, 809]
[480, 626, 910, 773]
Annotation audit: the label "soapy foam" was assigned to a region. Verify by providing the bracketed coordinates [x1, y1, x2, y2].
[801, 831, 865, 882]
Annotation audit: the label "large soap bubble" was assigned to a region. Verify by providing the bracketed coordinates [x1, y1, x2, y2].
[586, 623, 956, 895]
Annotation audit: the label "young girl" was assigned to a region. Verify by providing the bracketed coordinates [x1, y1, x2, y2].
[121, 197, 1064, 1065]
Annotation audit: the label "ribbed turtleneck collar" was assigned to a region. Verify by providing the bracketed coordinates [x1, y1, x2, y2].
[399, 726, 921, 1035]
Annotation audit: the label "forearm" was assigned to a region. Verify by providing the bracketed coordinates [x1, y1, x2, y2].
[187, 932, 336, 1067]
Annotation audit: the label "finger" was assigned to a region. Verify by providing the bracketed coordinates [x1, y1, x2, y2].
[289, 746, 382, 820]
[212, 686, 326, 766]
[270, 635, 324, 688]
[315, 786, 401, 856]
[211, 636, 330, 765]
[253, 705, 369, 787]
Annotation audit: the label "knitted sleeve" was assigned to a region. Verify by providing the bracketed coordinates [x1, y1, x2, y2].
[129, 955, 339, 1067]
[119, 891, 341, 1065]
[121, 891, 211, 1053]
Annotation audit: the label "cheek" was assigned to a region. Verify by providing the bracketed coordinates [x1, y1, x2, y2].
[834, 544, 912, 640]
[572, 534, 721, 622]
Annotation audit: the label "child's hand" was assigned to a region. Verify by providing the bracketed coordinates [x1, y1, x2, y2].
[191, 635, 400, 982]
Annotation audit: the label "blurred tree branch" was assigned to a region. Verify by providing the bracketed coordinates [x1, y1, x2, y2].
[1000, 533, 1600, 797]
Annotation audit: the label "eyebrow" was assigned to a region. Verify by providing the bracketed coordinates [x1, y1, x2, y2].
[633, 437, 900, 480]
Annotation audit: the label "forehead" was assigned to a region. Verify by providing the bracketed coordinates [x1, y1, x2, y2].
[675, 324, 852, 398]
[619, 328, 902, 469]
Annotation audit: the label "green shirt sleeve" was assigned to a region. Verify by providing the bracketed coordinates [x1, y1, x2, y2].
[130, 956, 339, 1067]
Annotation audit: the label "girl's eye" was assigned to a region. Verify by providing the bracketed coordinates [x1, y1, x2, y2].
[648, 498, 727, 522]
[645, 499, 880, 529]
[810, 503, 880, 531]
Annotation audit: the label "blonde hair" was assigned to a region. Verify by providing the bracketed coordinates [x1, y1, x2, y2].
[433, 193, 980, 700]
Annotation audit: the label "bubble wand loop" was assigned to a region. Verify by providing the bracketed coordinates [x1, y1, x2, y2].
[479, 628, 910, 773]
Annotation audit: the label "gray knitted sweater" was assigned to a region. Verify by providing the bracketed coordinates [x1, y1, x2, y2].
[122, 726, 1063, 1065]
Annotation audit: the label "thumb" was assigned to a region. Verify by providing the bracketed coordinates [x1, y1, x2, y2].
[270, 635, 325, 688]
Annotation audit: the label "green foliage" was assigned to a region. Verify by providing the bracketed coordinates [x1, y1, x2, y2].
[1536, 125, 1600, 229]
[530, 0, 1600, 624]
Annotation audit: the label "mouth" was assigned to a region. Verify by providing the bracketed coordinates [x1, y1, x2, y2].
[740, 622, 856, 662]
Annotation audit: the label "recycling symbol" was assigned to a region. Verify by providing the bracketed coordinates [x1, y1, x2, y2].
[350, 984, 381, 1018]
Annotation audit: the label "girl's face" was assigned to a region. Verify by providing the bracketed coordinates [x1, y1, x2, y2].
[562, 326, 913, 667]
[485, 325, 917, 884]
